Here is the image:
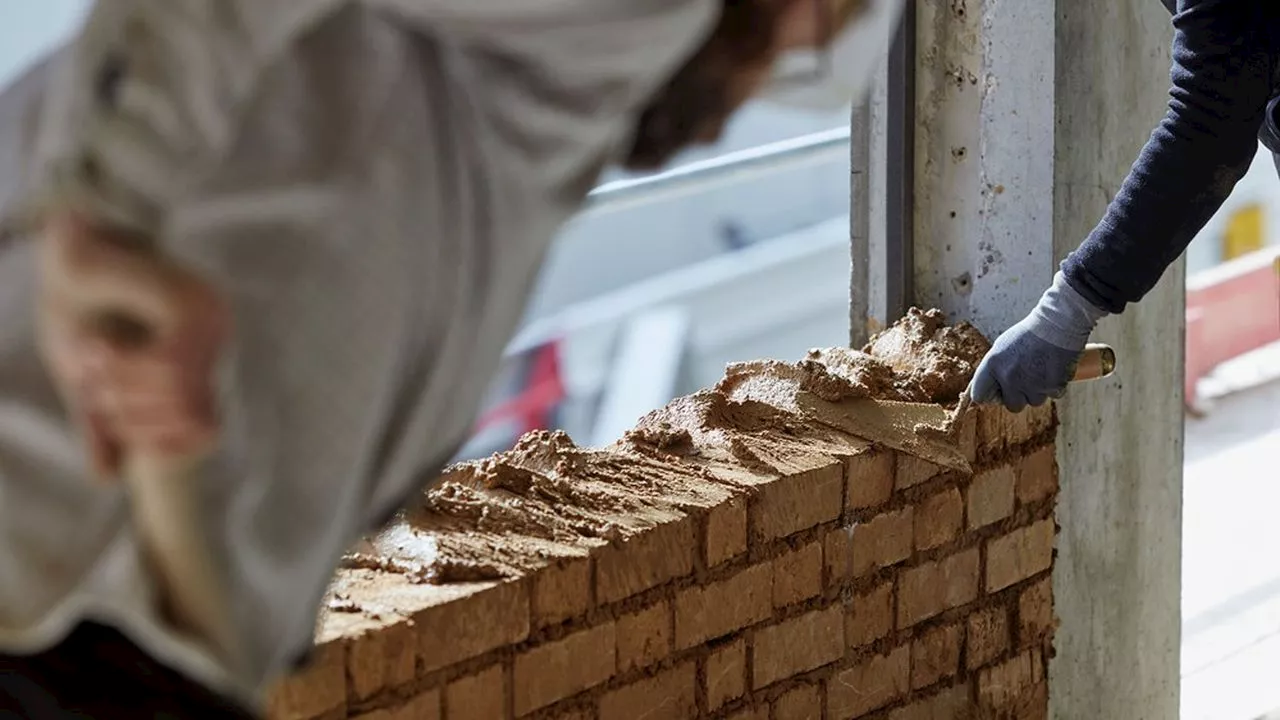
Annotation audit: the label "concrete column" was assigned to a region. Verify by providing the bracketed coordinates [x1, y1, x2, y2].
[1050, 3, 1183, 718]
[861, 0, 1184, 716]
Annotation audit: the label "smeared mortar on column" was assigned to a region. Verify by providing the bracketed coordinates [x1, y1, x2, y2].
[332, 308, 990, 605]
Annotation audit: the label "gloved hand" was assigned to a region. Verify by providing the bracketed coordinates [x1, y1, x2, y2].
[970, 271, 1108, 411]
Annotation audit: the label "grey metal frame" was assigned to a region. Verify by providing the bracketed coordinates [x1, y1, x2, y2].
[884, 0, 915, 323]
[585, 127, 851, 214]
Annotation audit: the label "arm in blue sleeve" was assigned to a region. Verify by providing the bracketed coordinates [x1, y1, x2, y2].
[1060, 0, 1276, 314]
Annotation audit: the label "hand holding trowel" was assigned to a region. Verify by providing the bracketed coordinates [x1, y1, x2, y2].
[932, 343, 1118, 440]
[35, 213, 242, 676]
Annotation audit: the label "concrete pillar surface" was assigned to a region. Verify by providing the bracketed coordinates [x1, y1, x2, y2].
[857, 0, 1184, 717]
[1051, 2, 1183, 718]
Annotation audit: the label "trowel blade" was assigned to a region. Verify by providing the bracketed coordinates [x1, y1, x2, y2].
[795, 393, 971, 475]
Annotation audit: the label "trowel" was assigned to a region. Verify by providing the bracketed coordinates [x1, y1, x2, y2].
[814, 344, 1116, 475]
[934, 343, 1117, 439]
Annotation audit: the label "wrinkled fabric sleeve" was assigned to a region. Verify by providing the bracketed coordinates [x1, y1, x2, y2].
[1060, 0, 1276, 314]
[5, 1, 299, 239]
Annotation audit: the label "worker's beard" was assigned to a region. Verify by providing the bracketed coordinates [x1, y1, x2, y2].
[623, 1, 786, 171]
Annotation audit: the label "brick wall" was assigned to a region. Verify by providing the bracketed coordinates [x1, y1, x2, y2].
[269, 388, 1057, 720]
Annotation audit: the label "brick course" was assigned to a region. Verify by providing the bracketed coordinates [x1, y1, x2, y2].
[851, 507, 914, 577]
[772, 541, 823, 608]
[616, 601, 671, 673]
[706, 639, 747, 711]
[986, 520, 1056, 593]
[513, 622, 616, 715]
[599, 663, 698, 720]
[915, 487, 963, 551]
[846, 580, 894, 649]
[774, 683, 822, 720]
[967, 466, 1016, 530]
[445, 666, 504, 720]
[752, 605, 845, 689]
[270, 381, 1059, 720]
[675, 563, 772, 650]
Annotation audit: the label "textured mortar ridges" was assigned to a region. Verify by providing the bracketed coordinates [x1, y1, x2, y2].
[268, 396, 1059, 720]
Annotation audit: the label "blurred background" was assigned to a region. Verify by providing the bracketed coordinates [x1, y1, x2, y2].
[4, 5, 1280, 718]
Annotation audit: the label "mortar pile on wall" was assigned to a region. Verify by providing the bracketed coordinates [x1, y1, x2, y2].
[269, 309, 1060, 720]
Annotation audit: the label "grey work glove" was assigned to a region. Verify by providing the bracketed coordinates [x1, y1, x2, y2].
[971, 272, 1109, 411]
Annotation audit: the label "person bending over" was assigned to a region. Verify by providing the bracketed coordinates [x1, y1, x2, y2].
[0, 0, 902, 717]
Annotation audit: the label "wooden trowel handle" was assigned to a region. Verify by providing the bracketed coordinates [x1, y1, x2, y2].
[1070, 343, 1116, 383]
[126, 454, 240, 667]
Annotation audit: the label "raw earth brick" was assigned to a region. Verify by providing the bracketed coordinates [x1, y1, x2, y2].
[752, 605, 845, 689]
[827, 646, 910, 719]
[1021, 403, 1055, 442]
[986, 520, 1055, 593]
[824, 525, 854, 588]
[976, 405, 1008, 456]
[967, 605, 1011, 670]
[419, 581, 530, 674]
[979, 650, 1041, 714]
[596, 517, 696, 604]
[1017, 446, 1058, 505]
[915, 488, 963, 551]
[675, 563, 772, 650]
[958, 412, 978, 464]
[706, 497, 749, 567]
[751, 463, 845, 544]
[705, 639, 747, 711]
[851, 507, 914, 577]
[773, 541, 823, 608]
[533, 556, 592, 628]
[1019, 576, 1054, 645]
[599, 663, 697, 720]
[344, 620, 416, 702]
[898, 548, 980, 628]
[445, 665, 504, 720]
[617, 601, 672, 673]
[269, 641, 348, 720]
[846, 580, 894, 649]
[846, 450, 895, 510]
[911, 623, 962, 690]
[1016, 683, 1050, 720]
[887, 684, 973, 720]
[350, 689, 441, 720]
[774, 683, 822, 720]
[967, 466, 1016, 530]
[983, 405, 1053, 453]
[896, 455, 942, 491]
[513, 622, 616, 715]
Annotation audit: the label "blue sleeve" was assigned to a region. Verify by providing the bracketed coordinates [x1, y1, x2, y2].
[1060, 0, 1277, 314]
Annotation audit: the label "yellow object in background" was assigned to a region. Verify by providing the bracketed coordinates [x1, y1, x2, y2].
[1222, 203, 1265, 261]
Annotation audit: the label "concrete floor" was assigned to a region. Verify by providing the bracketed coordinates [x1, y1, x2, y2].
[1180, 342, 1280, 720]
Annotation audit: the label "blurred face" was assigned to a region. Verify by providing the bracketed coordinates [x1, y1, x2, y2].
[623, 0, 873, 170]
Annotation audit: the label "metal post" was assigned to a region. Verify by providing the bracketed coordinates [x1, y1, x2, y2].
[585, 128, 850, 215]
[884, 0, 916, 323]
[849, 99, 871, 348]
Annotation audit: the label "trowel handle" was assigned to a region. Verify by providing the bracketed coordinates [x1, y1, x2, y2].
[1069, 344, 1116, 383]
[126, 453, 240, 668]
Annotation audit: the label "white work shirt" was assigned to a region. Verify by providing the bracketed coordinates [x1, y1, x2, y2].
[0, 0, 716, 708]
